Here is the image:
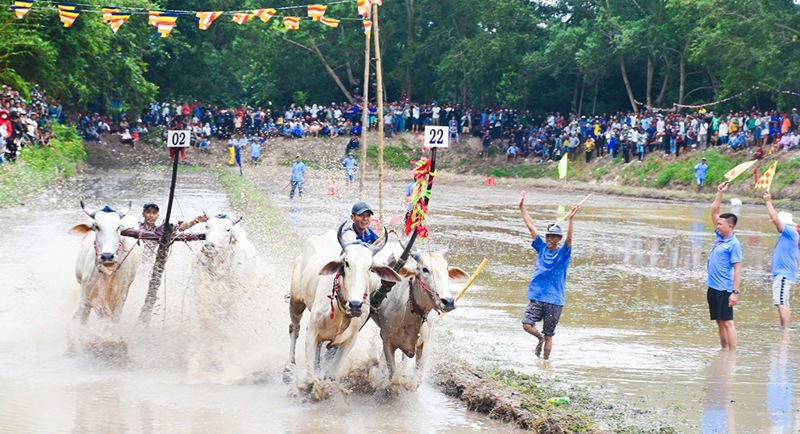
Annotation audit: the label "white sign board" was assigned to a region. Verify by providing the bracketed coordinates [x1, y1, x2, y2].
[424, 126, 449, 148]
[167, 130, 190, 148]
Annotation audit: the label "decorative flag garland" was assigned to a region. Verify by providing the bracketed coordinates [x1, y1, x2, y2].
[8, 1, 380, 36]
[405, 158, 435, 239]
[635, 85, 800, 113]
[754, 161, 777, 191]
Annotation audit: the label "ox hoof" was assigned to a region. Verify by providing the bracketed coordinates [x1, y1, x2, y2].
[282, 365, 295, 384]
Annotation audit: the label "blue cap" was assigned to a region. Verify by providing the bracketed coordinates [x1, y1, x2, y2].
[545, 224, 563, 236]
[143, 202, 159, 211]
[351, 201, 373, 216]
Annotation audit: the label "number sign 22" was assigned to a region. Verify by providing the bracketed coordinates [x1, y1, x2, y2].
[167, 130, 190, 148]
[424, 126, 449, 148]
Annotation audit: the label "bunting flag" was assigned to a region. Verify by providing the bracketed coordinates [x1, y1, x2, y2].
[154, 13, 178, 38]
[231, 13, 253, 25]
[373, 0, 382, 4]
[148, 10, 162, 26]
[405, 158, 434, 239]
[196, 11, 222, 30]
[253, 8, 276, 23]
[357, 0, 371, 18]
[320, 17, 340, 28]
[283, 16, 300, 30]
[307, 5, 326, 20]
[101, 6, 118, 23]
[108, 11, 130, 33]
[362, 19, 372, 35]
[723, 160, 758, 182]
[57, 3, 80, 28]
[9, 1, 34, 19]
[558, 153, 568, 179]
[754, 161, 777, 190]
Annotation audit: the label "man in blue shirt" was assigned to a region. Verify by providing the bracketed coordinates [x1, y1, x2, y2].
[695, 157, 709, 190]
[708, 182, 743, 351]
[764, 191, 799, 328]
[518, 191, 580, 360]
[290, 153, 306, 199]
[342, 153, 358, 185]
[344, 201, 379, 243]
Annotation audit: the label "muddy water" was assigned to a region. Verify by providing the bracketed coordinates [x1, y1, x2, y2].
[0, 168, 514, 433]
[261, 174, 800, 433]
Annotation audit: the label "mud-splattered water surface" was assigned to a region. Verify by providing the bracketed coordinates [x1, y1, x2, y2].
[0, 164, 796, 433]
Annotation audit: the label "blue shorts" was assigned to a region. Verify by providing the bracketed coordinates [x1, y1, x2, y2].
[522, 300, 563, 336]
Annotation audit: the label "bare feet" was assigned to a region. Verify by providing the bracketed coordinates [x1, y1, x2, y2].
[535, 337, 544, 358]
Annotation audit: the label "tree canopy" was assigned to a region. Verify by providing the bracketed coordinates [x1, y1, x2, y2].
[3, 0, 800, 113]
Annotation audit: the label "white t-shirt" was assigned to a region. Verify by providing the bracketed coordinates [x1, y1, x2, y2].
[432, 107, 441, 119]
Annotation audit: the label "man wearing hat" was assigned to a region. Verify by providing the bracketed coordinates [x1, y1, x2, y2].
[694, 157, 709, 190]
[518, 191, 580, 360]
[342, 152, 358, 185]
[289, 153, 306, 199]
[344, 201, 379, 243]
[763, 191, 799, 328]
[139, 202, 207, 251]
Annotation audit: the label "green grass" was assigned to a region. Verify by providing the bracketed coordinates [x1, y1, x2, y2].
[488, 163, 552, 178]
[366, 144, 423, 169]
[774, 158, 800, 191]
[0, 123, 87, 207]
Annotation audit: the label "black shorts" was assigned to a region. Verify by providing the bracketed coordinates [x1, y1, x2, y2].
[522, 300, 563, 336]
[707, 287, 734, 321]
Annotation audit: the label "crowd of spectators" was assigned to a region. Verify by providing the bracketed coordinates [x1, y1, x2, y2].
[0, 85, 62, 163]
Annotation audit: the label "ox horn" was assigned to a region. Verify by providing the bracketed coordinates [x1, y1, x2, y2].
[234, 216, 243, 225]
[119, 200, 131, 217]
[337, 221, 347, 249]
[373, 227, 389, 252]
[80, 200, 95, 218]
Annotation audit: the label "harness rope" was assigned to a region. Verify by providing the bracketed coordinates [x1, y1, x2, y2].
[328, 271, 369, 320]
[408, 276, 441, 321]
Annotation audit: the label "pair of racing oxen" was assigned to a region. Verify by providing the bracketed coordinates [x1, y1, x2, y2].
[72, 201, 469, 386]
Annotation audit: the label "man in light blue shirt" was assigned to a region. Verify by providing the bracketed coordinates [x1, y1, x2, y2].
[342, 153, 358, 185]
[695, 157, 709, 190]
[290, 153, 306, 199]
[708, 182, 743, 351]
[764, 191, 799, 328]
[518, 191, 580, 360]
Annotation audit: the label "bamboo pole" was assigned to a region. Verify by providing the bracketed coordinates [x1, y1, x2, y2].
[455, 258, 489, 302]
[359, 15, 372, 200]
[551, 193, 592, 227]
[373, 2, 384, 221]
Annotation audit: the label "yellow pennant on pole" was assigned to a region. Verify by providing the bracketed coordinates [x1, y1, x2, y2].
[754, 161, 777, 191]
[723, 160, 757, 182]
[558, 153, 568, 179]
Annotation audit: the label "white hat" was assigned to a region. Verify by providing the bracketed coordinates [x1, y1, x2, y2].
[778, 211, 796, 226]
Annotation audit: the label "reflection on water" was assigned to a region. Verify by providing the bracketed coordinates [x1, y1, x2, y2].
[768, 331, 794, 433]
[701, 351, 737, 433]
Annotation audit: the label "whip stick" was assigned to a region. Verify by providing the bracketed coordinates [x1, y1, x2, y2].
[552, 193, 592, 227]
[455, 258, 489, 302]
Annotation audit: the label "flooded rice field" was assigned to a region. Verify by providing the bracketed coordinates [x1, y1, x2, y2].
[0, 164, 797, 433]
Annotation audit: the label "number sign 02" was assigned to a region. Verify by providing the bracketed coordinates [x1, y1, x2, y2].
[167, 130, 190, 148]
[424, 126, 449, 148]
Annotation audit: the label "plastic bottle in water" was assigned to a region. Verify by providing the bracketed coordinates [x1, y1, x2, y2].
[548, 396, 570, 405]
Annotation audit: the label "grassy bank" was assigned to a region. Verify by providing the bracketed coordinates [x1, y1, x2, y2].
[0, 124, 87, 207]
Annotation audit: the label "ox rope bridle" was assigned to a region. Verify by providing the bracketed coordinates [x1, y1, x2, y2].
[93, 237, 140, 274]
[408, 277, 441, 321]
[328, 271, 369, 320]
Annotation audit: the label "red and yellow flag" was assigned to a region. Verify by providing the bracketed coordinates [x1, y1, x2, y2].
[155, 13, 178, 38]
[108, 11, 130, 34]
[754, 161, 777, 190]
[320, 17, 340, 28]
[362, 19, 372, 35]
[373, 0, 382, 5]
[253, 8, 276, 23]
[307, 5, 327, 20]
[57, 3, 80, 28]
[102, 6, 119, 23]
[10, 1, 34, 19]
[196, 11, 222, 30]
[231, 13, 253, 25]
[148, 10, 162, 26]
[723, 160, 757, 182]
[283, 16, 300, 30]
[357, 0, 371, 18]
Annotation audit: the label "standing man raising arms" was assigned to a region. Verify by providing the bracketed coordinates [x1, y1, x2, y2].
[708, 182, 743, 351]
[763, 191, 799, 328]
[518, 191, 579, 360]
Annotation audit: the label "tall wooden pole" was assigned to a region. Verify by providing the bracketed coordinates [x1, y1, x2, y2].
[373, 2, 385, 220]
[359, 16, 372, 200]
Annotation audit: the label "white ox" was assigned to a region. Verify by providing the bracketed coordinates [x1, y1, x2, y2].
[372, 242, 469, 385]
[285, 223, 401, 381]
[71, 201, 142, 323]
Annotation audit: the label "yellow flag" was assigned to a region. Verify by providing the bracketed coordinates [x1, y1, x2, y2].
[754, 161, 777, 190]
[558, 154, 568, 179]
[723, 160, 757, 182]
